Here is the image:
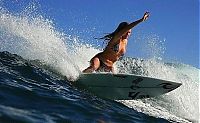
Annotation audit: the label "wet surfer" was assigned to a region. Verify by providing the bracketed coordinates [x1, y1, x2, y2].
[83, 12, 150, 73]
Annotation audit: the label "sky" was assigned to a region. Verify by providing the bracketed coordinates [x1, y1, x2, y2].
[1, 0, 199, 68]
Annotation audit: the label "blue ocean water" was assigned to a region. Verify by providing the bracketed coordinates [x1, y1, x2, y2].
[0, 4, 199, 122]
[0, 51, 171, 123]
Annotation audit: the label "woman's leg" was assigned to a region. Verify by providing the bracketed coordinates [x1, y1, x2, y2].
[82, 57, 100, 73]
[96, 61, 113, 73]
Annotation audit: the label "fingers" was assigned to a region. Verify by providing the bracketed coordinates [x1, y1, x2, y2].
[143, 11, 150, 21]
[145, 12, 150, 17]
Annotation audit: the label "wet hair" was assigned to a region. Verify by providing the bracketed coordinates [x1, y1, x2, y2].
[98, 22, 129, 41]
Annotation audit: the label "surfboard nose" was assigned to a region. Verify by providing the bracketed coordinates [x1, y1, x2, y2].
[159, 82, 182, 92]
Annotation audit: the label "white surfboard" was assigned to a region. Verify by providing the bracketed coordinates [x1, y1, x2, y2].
[74, 73, 182, 100]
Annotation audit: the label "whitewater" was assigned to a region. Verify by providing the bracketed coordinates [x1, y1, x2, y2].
[0, 4, 199, 123]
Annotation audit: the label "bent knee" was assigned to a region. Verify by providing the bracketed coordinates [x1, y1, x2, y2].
[90, 57, 100, 70]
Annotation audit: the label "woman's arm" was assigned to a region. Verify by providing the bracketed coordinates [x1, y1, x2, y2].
[112, 12, 150, 42]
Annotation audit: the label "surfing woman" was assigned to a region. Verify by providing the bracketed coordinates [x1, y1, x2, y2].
[83, 12, 150, 73]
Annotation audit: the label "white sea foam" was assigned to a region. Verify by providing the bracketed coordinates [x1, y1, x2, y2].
[0, 6, 84, 80]
[116, 58, 199, 123]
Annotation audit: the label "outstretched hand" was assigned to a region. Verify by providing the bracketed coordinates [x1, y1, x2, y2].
[142, 12, 150, 21]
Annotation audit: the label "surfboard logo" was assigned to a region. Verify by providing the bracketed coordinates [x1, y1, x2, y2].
[128, 92, 150, 99]
[130, 78, 143, 90]
[159, 83, 175, 92]
[128, 77, 150, 99]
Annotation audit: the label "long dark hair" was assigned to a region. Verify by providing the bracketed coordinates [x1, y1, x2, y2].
[98, 22, 129, 41]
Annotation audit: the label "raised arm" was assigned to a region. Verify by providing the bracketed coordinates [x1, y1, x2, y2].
[112, 12, 150, 41]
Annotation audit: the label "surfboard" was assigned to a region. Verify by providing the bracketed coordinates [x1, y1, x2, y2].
[74, 73, 182, 100]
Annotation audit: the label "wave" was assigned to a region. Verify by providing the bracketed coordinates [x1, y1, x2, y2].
[0, 51, 174, 123]
[0, 2, 199, 122]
